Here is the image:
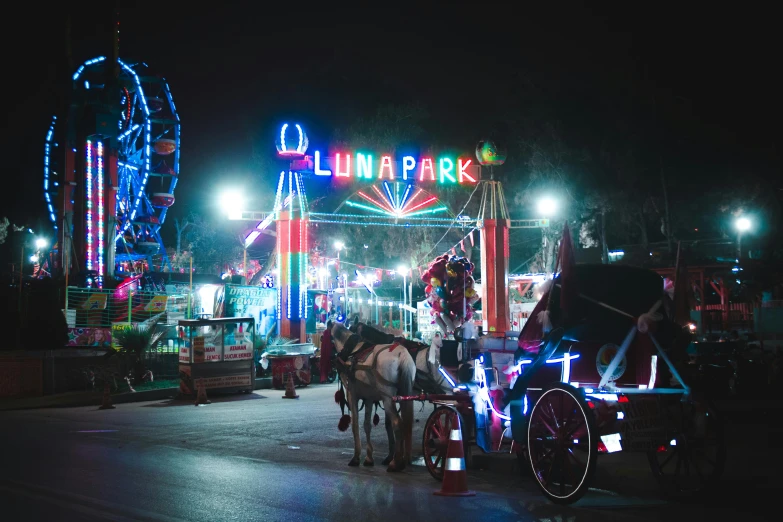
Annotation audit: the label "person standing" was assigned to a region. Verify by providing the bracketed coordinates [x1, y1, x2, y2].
[320, 321, 335, 383]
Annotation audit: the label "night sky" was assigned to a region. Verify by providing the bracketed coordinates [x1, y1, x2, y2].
[2, 3, 779, 245]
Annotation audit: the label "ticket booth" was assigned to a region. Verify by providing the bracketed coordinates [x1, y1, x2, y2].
[178, 317, 255, 395]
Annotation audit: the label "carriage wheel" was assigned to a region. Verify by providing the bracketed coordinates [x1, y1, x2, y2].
[647, 400, 726, 498]
[527, 383, 597, 504]
[423, 406, 463, 481]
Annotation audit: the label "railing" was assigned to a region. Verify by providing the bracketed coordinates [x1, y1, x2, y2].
[63, 287, 173, 348]
[64, 287, 169, 329]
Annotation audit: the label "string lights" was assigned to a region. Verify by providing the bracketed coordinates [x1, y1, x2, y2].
[97, 141, 104, 286]
[85, 140, 94, 273]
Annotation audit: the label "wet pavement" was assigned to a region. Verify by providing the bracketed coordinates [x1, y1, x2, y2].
[0, 385, 778, 521]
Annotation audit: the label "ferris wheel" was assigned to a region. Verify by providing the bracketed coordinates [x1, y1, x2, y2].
[44, 56, 180, 275]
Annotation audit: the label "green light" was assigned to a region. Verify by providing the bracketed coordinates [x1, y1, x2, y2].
[345, 200, 391, 215]
[439, 157, 456, 184]
[405, 206, 449, 217]
[356, 153, 373, 179]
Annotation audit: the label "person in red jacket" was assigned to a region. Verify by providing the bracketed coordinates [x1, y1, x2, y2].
[320, 321, 335, 383]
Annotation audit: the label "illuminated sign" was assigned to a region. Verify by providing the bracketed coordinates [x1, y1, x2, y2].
[291, 151, 481, 185]
[276, 123, 309, 156]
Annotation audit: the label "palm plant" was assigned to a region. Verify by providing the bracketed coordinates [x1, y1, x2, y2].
[110, 320, 169, 383]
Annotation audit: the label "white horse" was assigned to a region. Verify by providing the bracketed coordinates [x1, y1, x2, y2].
[331, 323, 416, 471]
[354, 322, 452, 395]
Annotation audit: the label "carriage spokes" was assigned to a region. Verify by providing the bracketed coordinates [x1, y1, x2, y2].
[527, 383, 597, 504]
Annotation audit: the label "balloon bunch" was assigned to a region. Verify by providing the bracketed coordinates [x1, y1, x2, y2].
[421, 254, 480, 335]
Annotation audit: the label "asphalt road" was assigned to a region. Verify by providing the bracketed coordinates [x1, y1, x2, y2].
[0, 385, 779, 521]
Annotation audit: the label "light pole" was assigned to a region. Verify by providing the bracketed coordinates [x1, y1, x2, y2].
[735, 217, 751, 260]
[334, 240, 345, 261]
[397, 265, 409, 337]
[219, 189, 247, 281]
[334, 242, 346, 315]
[537, 197, 558, 272]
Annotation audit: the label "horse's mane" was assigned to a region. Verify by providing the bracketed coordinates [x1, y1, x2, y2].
[332, 323, 353, 344]
[357, 322, 396, 345]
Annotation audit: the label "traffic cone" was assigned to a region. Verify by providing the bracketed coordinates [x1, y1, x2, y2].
[98, 381, 115, 410]
[194, 378, 211, 406]
[282, 373, 299, 399]
[433, 426, 475, 497]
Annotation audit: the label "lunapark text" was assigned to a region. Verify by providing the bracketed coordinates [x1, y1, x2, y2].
[309, 151, 480, 185]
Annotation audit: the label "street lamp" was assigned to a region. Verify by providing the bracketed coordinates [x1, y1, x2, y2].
[219, 189, 245, 219]
[397, 265, 409, 337]
[537, 197, 558, 217]
[35, 237, 48, 250]
[735, 217, 751, 260]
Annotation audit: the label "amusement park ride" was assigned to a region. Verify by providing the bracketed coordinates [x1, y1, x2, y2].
[43, 20, 180, 288]
[231, 123, 551, 342]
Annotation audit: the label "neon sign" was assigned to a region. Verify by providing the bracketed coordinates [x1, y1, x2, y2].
[292, 151, 481, 185]
[276, 123, 309, 156]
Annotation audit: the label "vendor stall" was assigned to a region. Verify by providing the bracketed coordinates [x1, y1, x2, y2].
[178, 317, 255, 395]
[264, 342, 316, 388]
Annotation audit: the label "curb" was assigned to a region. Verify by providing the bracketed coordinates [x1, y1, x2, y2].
[1, 377, 274, 411]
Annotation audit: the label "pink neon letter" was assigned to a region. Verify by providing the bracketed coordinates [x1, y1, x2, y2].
[418, 158, 435, 181]
[378, 155, 395, 180]
[458, 158, 476, 183]
[335, 153, 351, 178]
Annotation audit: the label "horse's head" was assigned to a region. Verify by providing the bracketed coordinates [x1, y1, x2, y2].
[331, 323, 354, 352]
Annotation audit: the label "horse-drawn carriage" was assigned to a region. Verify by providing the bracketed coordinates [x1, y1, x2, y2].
[394, 264, 726, 504]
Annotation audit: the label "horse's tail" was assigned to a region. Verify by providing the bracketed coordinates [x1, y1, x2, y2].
[398, 351, 416, 464]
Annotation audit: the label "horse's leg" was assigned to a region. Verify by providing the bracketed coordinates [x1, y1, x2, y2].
[347, 392, 361, 467]
[382, 410, 394, 465]
[384, 397, 406, 472]
[363, 403, 374, 466]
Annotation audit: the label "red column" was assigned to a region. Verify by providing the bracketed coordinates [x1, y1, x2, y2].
[278, 211, 292, 338]
[480, 218, 510, 336]
[276, 210, 307, 342]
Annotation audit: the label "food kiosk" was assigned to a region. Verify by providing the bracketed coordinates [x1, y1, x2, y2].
[178, 317, 255, 395]
[264, 343, 316, 388]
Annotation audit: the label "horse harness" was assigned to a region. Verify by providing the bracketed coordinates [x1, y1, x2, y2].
[335, 334, 401, 392]
[395, 339, 447, 393]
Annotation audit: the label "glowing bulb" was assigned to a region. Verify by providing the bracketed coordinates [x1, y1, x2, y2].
[537, 197, 557, 217]
[219, 190, 245, 217]
[735, 217, 751, 232]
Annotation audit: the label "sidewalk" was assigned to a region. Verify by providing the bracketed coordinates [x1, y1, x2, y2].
[0, 377, 274, 411]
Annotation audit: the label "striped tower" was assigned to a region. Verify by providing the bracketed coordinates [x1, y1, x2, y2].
[275, 171, 309, 341]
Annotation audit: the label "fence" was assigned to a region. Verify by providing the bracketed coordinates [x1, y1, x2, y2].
[695, 303, 754, 333]
[64, 287, 175, 348]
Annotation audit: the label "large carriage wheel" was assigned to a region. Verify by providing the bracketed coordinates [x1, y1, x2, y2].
[527, 383, 597, 504]
[647, 399, 726, 498]
[423, 406, 467, 481]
